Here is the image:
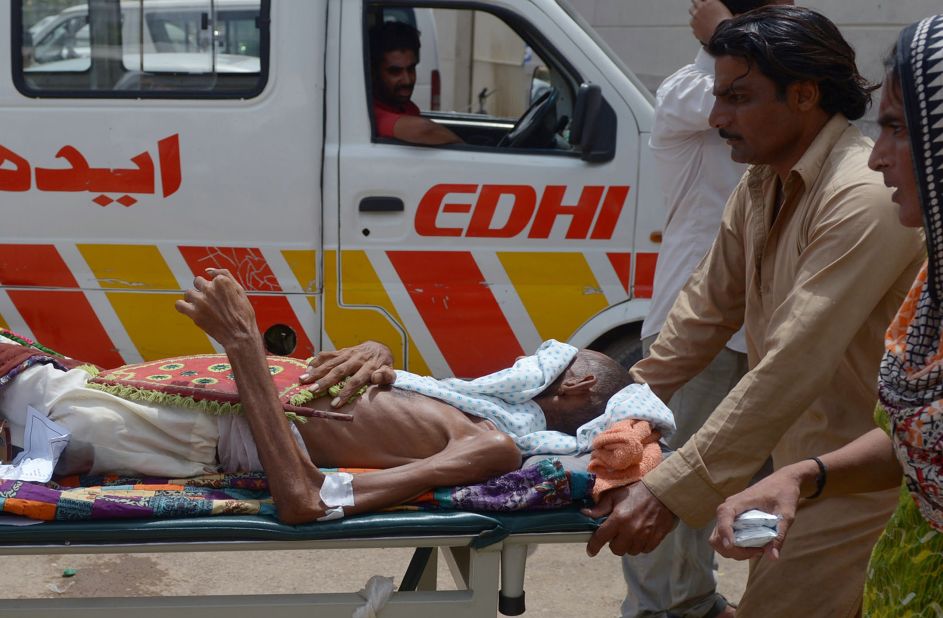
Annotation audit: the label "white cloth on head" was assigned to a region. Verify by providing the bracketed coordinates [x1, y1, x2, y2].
[583, 383, 674, 440]
[393, 340, 675, 455]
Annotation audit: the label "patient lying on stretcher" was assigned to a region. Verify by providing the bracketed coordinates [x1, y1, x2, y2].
[0, 269, 663, 524]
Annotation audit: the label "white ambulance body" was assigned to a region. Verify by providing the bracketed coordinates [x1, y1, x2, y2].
[0, 0, 663, 378]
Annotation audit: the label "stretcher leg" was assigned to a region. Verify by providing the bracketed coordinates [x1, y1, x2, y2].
[401, 546, 437, 591]
[499, 542, 528, 615]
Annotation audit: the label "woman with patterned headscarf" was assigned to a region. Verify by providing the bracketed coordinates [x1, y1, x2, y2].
[707, 15, 943, 615]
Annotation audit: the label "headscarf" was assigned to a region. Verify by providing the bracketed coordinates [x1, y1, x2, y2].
[878, 15, 943, 533]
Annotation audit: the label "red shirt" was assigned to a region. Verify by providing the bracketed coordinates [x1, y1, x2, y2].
[373, 99, 421, 138]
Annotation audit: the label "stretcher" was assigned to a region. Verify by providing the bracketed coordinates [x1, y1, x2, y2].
[0, 507, 598, 617]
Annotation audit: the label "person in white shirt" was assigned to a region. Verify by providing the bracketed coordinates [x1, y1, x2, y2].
[623, 1, 790, 616]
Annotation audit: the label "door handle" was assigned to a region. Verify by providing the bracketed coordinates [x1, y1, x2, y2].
[359, 197, 405, 213]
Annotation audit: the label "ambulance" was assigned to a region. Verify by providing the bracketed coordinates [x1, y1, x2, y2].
[0, 0, 665, 378]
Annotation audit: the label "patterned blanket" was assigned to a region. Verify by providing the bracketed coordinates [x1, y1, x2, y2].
[0, 458, 592, 522]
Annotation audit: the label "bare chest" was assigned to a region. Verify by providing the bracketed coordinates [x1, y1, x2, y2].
[294, 388, 492, 468]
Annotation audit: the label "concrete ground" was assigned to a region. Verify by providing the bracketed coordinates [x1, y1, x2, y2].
[1, 542, 749, 616]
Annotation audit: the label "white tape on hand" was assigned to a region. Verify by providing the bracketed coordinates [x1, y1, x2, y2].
[316, 506, 345, 522]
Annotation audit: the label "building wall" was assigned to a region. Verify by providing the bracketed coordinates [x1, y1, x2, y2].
[568, 0, 942, 135]
[434, 9, 535, 118]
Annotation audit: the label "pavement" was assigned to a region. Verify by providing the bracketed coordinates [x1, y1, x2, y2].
[1, 542, 750, 616]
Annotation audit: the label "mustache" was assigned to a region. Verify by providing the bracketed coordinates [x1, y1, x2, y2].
[719, 129, 742, 140]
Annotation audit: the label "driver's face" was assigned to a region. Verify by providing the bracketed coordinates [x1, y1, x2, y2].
[377, 49, 417, 106]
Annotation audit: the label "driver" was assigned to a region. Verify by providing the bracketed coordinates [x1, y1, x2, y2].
[370, 21, 463, 146]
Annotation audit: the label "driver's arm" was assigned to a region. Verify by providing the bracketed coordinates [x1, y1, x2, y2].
[392, 115, 463, 145]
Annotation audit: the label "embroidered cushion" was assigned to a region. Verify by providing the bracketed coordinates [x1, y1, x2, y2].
[87, 354, 319, 418]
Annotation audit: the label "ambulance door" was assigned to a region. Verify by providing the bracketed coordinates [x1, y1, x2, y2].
[1, 0, 327, 365]
[332, 1, 641, 378]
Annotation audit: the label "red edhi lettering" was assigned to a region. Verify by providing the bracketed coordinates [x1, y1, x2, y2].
[415, 184, 478, 237]
[414, 183, 630, 239]
[466, 185, 536, 238]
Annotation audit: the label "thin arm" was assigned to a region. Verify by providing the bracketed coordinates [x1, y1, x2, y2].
[176, 268, 327, 524]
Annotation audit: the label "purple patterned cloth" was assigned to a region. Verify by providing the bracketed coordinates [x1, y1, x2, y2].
[0, 461, 593, 521]
[434, 458, 589, 511]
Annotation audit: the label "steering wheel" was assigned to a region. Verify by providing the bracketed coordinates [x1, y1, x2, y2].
[498, 88, 559, 148]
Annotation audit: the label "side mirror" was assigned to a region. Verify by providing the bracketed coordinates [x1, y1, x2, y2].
[569, 83, 617, 163]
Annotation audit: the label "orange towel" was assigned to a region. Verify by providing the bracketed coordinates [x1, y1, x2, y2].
[588, 419, 662, 501]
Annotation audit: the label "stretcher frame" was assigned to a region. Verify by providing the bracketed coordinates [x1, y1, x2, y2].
[0, 509, 597, 617]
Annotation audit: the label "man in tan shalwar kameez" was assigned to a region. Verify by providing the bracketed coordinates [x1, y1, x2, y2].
[583, 7, 925, 617]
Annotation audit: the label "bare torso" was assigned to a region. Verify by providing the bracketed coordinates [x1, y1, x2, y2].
[293, 386, 499, 468]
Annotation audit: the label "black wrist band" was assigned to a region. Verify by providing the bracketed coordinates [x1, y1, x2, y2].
[804, 456, 827, 499]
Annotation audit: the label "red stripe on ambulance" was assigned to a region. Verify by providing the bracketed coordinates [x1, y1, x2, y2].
[387, 251, 524, 377]
[179, 246, 315, 358]
[607, 253, 631, 294]
[7, 290, 123, 367]
[0, 244, 80, 288]
[0, 244, 122, 365]
[178, 246, 282, 292]
[0, 245, 124, 367]
[634, 252, 658, 299]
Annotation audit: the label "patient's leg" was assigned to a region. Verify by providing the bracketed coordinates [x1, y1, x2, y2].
[343, 430, 521, 516]
[0, 360, 218, 477]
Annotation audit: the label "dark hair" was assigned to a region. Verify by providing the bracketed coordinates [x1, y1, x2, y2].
[369, 21, 421, 69]
[721, 0, 782, 15]
[707, 6, 877, 120]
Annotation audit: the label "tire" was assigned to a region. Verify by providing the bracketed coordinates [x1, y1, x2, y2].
[600, 332, 643, 370]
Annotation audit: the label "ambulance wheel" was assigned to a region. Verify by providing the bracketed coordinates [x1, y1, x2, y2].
[600, 333, 643, 370]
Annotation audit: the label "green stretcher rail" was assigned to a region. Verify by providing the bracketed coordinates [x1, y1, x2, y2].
[0, 507, 600, 618]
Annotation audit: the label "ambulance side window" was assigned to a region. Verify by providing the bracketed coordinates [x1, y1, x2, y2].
[14, 0, 269, 98]
[367, 5, 580, 154]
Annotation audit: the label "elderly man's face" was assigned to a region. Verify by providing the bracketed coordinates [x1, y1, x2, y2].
[376, 49, 417, 106]
[708, 55, 807, 169]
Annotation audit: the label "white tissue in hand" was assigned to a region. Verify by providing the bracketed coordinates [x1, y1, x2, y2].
[733, 526, 779, 547]
[732, 509, 779, 548]
[732, 509, 779, 530]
